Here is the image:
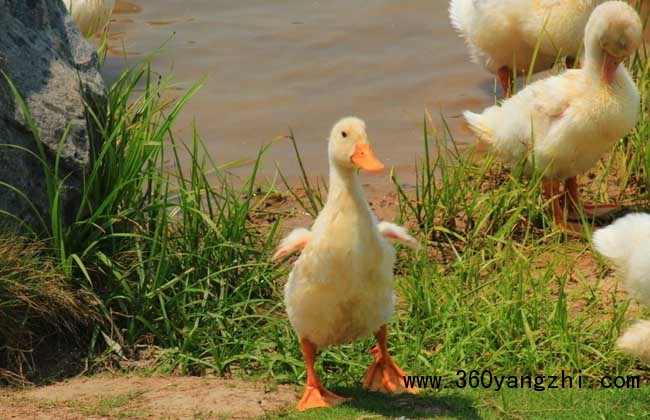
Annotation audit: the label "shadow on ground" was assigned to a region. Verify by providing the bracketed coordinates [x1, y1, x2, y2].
[329, 387, 481, 419]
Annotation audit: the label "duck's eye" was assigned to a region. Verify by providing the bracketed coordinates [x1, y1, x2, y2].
[341, 131, 347, 138]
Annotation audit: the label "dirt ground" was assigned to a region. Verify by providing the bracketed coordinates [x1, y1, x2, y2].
[1, 376, 298, 419]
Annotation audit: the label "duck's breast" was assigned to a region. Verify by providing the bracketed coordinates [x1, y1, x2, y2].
[534, 72, 639, 179]
[284, 210, 396, 348]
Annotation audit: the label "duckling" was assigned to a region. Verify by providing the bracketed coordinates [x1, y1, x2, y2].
[274, 117, 419, 411]
[593, 213, 650, 360]
[449, 0, 605, 96]
[63, 0, 115, 38]
[463, 1, 641, 234]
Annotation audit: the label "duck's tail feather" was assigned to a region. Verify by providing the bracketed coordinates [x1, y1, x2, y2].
[617, 320, 650, 361]
[463, 111, 494, 143]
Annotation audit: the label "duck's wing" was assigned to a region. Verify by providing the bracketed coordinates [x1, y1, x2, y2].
[378, 222, 419, 249]
[272, 228, 312, 260]
[464, 71, 576, 161]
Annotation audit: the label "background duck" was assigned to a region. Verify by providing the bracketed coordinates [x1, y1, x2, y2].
[463, 1, 641, 234]
[449, 0, 605, 96]
[63, 0, 115, 38]
[274, 117, 419, 411]
[593, 213, 650, 361]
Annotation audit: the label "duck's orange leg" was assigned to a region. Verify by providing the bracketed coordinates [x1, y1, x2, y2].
[297, 338, 349, 411]
[362, 325, 419, 394]
[543, 178, 583, 237]
[564, 176, 620, 221]
[497, 66, 513, 98]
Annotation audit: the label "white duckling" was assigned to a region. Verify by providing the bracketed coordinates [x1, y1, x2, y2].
[593, 213, 650, 360]
[273, 117, 419, 411]
[63, 0, 116, 38]
[449, 0, 605, 96]
[463, 1, 641, 234]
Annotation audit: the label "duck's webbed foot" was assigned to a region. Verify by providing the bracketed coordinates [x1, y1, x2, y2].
[297, 338, 350, 411]
[563, 177, 621, 222]
[543, 178, 586, 237]
[362, 325, 419, 394]
[567, 204, 622, 222]
[298, 384, 349, 411]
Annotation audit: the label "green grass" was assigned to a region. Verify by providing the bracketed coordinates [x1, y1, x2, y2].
[0, 7, 649, 418]
[266, 386, 650, 419]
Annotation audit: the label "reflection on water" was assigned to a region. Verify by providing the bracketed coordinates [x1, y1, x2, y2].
[101, 1, 498, 176]
[113, 0, 142, 14]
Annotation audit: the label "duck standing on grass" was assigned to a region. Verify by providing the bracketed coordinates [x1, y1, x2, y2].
[273, 117, 419, 411]
[593, 213, 650, 360]
[462, 1, 641, 234]
[449, 0, 605, 97]
[63, 0, 116, 38]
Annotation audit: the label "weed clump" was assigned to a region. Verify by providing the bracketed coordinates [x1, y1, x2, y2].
[0, 236, 98, 384]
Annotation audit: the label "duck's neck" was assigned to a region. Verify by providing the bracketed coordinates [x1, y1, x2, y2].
[583, 45, 622, 85]
[584, 46, 604, 81]
[326, 162, 366, 209]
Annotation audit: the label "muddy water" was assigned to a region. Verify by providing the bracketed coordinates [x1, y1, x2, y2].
[103, 1, 495, 177]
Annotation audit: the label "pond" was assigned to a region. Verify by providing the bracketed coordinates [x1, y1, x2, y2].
[103, 1, 504, 177]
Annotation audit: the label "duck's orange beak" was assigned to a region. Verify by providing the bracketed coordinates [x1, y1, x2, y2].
[351, 143, 384, 172]
[601, 52, 623, 84]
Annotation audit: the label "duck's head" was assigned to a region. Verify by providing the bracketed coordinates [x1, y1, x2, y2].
[584, 1, 642, 83]
[328, 117, 384, 173]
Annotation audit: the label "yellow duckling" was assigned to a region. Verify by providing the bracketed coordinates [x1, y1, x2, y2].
[63, 0, 115, 38]
[449, 0, 605, 96]
[274, 117, 419, 411]
[463, 1, 641, 233]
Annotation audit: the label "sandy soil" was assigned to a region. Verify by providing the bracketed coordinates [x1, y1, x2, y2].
[1, 376, 297, 419]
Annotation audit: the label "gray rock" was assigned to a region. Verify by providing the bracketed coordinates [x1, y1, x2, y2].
[0, 0, 106, 232]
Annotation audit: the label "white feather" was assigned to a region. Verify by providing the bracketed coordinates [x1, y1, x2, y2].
[617, 320, 650, 361]
[593, 213, 650, 306]
[594, 213, 650, 361]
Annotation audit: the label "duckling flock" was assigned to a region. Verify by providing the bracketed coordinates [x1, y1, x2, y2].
[273, 1, 650, 411]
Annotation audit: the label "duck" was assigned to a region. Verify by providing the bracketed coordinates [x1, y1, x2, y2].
[273, 117, 419, 411]
[449, 0, 605, 96]
[63, 0, 116, 38]
[462, 1, 641, 234]
[593, 213, 650, 360]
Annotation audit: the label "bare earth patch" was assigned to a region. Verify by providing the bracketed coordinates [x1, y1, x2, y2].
[2, 376, 297, 419]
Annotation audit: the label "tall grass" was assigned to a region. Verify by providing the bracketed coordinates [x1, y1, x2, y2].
[68, 64, 288, 374]
[1, 61, 290, 380]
